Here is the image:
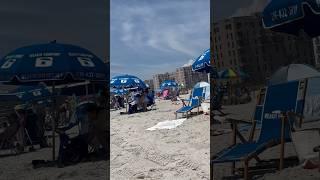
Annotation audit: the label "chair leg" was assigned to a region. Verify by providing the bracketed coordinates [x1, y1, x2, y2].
[210, 161, 213, 180]
[244, 160, 249, 180]
[232, 162, 235, 175]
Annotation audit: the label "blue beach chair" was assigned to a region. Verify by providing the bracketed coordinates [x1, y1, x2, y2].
[211, 80, 306, 179]
[175, 87, 204, 119]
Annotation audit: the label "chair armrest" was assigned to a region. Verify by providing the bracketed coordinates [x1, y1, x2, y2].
[294, 128, 320, 133]
[226, 118, 251, 124]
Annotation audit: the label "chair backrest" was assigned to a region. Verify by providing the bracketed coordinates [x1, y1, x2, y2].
[192, 87, 204, 98]
[256, 81, 301, 143]
[190, 97, 200, 108]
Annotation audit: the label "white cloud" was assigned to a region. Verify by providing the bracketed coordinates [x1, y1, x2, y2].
[182, 59, 194, 67]
[111, 0, 209, 56]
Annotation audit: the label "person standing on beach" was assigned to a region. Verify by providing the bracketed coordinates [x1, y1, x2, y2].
[14, 105, 27, 152]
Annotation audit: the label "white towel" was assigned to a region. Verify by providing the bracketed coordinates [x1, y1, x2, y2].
[146, 118, 187, 131]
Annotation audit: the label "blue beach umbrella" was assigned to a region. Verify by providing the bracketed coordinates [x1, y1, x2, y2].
[110, 74, 147, 89]
[192, 49, 218, 81]
[192, 49, 211, 73]
[0, 41, 108, 161]
[160, 80, 178, 90]
[0, 41, 108, 84]
[262, 0, 320, 37]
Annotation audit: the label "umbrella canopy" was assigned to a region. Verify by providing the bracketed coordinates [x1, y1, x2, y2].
[193, 81, 210, 89]
[262, 0, 320, 37]
[110, 88, 128, 95]
[269, 64, 320, 85]
[218, 68, 238, 79]
[110, 74, 147, 89]
[9, 84, 51, 102]
[0, 41, 108, 84]
[160, 80, 178, 90]
[194, 81, 210, 100]
[192, 49, 211, 73]
[236, 69, 250, 79]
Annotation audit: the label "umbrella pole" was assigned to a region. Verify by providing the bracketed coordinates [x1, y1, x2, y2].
[207, 73, 210, 83]
[85, 80, 89, 100]
[52, 82, 56, 161]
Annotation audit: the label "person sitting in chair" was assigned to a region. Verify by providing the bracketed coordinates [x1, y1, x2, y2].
[55, 101, 107, 167]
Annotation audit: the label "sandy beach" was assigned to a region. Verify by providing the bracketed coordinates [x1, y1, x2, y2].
[0, 135, 108, 180]
[110, 98, 210, 180]
[212, 101, 320, 180]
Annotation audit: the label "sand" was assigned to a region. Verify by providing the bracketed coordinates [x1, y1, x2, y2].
[110, 98, 210, 180]
[211, 101, 320, 180]
[0, 136, 108, 180]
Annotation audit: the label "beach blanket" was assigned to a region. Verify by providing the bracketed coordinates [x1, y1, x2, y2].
[146, 118, 187, 131]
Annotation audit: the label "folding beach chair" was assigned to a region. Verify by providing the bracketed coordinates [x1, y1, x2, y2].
[211, 80, 305, 180]
[211, 90, 226, 116]
[175, 97, 201, 119]
[174, 87, 203, 118]
[181, 87, 204, 105]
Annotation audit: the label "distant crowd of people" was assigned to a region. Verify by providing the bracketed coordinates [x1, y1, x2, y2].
[110, 87, 155, 114]
[0, 88, 109, 168]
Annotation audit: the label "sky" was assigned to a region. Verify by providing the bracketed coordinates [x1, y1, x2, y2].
[110, 0, 210, 80]
[0, 0, 109, 62]
[212, 0, 270, 22]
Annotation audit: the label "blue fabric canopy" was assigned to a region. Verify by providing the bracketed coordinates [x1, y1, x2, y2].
[262, 0, 320, 37]
[110, 74, 146, 89]
[11, 85, 51, 102]
[192, 49, 211, 73]
[0, 41, 108, 84]
[110, 88, 128, 95]
[160, 80, 178, 90]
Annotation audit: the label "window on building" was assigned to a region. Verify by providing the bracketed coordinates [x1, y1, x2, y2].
[232, 42, 235, 48]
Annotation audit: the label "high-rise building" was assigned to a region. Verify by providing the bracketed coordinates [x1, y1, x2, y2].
[152, 66, 207, 90]
[144, 79, 154, 90]
[175, 66, 207, 89]
[213, 13, 315, 85]
[153, 72, 174, 90]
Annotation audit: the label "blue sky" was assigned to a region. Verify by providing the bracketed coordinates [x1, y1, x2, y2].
[110, 0, 210, 80]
